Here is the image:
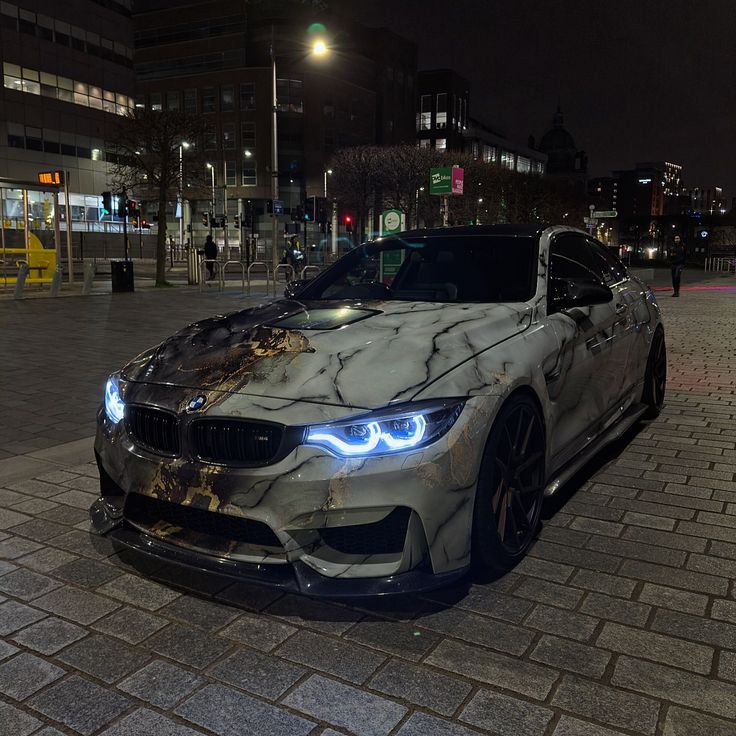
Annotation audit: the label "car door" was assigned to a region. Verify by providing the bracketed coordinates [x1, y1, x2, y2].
[544, 233, 624, 465]
[586, 240, 650, 401]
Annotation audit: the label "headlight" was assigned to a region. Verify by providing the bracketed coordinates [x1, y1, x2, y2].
[304, 400, 464, 457]
[104, 376, 125, 424]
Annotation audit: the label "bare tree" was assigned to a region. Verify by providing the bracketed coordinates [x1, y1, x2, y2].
[109, 109, 206, 286]
[328, 146, 384, 244]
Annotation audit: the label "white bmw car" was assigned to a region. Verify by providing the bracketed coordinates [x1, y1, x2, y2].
[91, 224, 666, 595]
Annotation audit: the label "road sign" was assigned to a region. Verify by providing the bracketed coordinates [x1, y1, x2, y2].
[381, 209, 404, 235]
[594, 210, 617, 218]
[584, 217, 598, 225]
[451, 167, 464, 195]
[430, 167, 452, 195]
[272, 199, 284, 215]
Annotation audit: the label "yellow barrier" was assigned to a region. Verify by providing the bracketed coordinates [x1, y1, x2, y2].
[0, 237, 57, 285]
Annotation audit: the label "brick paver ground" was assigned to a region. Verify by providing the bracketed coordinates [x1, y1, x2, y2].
[1, 274, 735, 735]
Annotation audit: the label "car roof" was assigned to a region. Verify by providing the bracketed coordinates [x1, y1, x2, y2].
[384, 223, 548, 239]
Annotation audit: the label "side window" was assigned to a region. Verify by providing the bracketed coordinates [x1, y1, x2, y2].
[588, 240, 628, 285]
[549, 234, 604, 282]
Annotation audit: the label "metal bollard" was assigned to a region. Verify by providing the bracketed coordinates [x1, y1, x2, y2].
[82, 262, 95, 295]
[50, 265, 63, 297]
[13, 262, 29, 300]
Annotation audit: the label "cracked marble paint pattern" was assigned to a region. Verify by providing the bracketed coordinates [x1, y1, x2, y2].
[93, 226, 663, 587]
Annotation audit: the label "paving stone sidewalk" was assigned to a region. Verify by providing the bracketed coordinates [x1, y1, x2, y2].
[0, 284, 735, 735]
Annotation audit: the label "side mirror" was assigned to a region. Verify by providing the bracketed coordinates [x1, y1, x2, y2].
[550, 277, 613, 312]
[284, 278, 312, 299]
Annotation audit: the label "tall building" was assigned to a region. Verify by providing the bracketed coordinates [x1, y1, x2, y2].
[133, 0, 417, 245]
[0, 0, 136, 235]
[689, 186, 725, 215]
[416, 70, 546, 175]
[416, 69, 469, 152]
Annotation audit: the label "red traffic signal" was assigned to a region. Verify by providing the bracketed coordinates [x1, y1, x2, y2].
[344, 214, 353, 232]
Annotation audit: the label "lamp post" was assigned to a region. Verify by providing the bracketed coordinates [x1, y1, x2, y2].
[206, 163, 215, 235]
[270, 37, 330, 272]
[323, 168, 332, 198]
[178, 142, 190, 254]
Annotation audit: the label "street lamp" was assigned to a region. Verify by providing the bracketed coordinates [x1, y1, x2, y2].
[271, 36, 330, 272]
[323, 168, 332, 198]
[178, 142, 190, 252]
[206, 163, 215, 235]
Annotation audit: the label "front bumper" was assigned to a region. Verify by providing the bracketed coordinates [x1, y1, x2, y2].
[90, 497, 467, 597]
[92, 389, 492, 596]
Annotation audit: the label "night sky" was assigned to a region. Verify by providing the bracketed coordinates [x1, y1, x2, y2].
[340, 0, 736, 196]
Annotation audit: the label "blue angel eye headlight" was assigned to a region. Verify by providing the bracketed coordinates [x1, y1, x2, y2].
[104, 376, 125, 424]
[304, 400, 463, 457]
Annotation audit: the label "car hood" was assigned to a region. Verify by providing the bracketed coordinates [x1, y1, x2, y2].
[121, 299, 531, 408]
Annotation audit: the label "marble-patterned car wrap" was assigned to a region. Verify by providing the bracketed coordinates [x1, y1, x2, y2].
[94, 226, 663, 582]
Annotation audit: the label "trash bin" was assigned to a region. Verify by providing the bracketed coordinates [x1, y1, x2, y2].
[186, 246, 201, 285]
[110, 259, 134, 292]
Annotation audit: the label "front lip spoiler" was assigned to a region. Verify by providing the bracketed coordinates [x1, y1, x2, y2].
[89, 497, 468, 598]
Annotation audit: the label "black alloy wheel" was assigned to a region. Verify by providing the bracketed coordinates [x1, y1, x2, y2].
[642, 327, 667, 418]
[472, 394, 546, 574]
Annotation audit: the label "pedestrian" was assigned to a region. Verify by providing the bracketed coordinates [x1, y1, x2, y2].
[669, 234, 686, 297]
[204, 234, 217, 280]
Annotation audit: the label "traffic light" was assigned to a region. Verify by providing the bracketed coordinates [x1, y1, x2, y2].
[344, 214, 353, 233]
[141, 218, 150, 229]
[202, 211, 210, 227]
[304, 198, 315, 222]
[316, 197, 328, 224]
[117, 195, 127, 218]
[234, 215, 240, 228]
[130, 217, 139, 228]
[101, 191, 112, 215]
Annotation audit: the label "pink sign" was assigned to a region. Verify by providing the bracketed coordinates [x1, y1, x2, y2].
[451, 167, 464, 195]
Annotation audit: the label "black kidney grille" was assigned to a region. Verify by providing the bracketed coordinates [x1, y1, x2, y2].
[318, 507, 411, 556]
[124, 492, 282, 548]
[126, 405, 180, 456]
[191, 420, 283, 465]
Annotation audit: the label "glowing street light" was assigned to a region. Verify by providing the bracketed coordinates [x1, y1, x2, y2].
[313, 39, 328, 56]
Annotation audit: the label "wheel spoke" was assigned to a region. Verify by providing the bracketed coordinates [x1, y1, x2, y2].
[511, 492, 531, 529]
[512, 409, 525, 452]
[496, 489, 509, 537]
[505, 496, 519, 545]
[492, 478, 505, 513]
[514, 451, 543, 476]
[519, 416, 536, 455]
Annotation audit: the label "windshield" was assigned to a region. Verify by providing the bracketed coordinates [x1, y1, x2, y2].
[299, 234, 539, 303]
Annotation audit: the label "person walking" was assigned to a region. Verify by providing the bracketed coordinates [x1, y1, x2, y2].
[204, 234, 218, 281]
[669, 234, 686, 297]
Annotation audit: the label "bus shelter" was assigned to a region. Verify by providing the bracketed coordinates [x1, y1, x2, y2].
[0, 175, 70, 288]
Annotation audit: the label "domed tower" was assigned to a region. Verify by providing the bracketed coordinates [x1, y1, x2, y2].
[538, 107, 588, 182]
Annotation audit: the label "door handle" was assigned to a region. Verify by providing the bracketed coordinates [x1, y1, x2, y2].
[615, 303, 627, 314]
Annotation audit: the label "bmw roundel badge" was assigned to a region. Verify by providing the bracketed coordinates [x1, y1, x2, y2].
[186, 395, 207, 412]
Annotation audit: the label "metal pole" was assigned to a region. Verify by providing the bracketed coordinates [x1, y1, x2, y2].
[64, 171, 74, 283]
[0, 187, 5, 251]
[178, 145, 184, 253]
[122, 189, 129, 260]
[22, 187, 30, 252]
[331, 199, 337, 257]
[53, 190, 62, 268]
[271, 40, 280, 274]
[223, 163, 229, 255]
[209, 165, 215, 236]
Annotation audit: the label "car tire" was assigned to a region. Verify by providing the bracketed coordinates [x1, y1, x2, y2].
[472, 393, 546, 575]
[642, 327, 666, 419]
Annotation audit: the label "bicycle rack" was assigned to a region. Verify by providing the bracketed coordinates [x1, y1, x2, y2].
[272, 264, 295, 296]
[199, 258, 224, 291]
[247, 261, 271, 296]
[300, 265, 321, 280]
[222, 260, 246, 293]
